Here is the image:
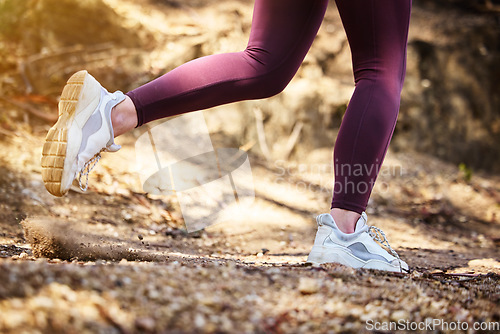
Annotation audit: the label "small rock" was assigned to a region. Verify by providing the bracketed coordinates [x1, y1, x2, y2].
[19, 252, 29, 259]
[122, 210, 133, 222]
[391, 310, 409, 321]
[194, 314, 206, 328]
[135, 317, 156, 332]
[298, 277, 320, 294]
[147, 288, 160, 300]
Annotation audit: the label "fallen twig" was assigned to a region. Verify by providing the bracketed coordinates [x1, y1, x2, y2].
[0, 96, 58, 123]
[282, 121, 303, 160]
[253, 107, 272, 162]
[0, 127, 18, 137]
[431, 272, 479, 278]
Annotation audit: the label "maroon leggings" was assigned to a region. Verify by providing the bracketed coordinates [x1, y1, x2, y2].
[127, 0, 412, 214]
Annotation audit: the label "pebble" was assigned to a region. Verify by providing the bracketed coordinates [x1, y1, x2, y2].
[135, 317, 156, 331]
[298, 277, 320, 294]
[19, 252, 29, 259]
[194, 314, 206, 328]
[391, 310, 409, 321]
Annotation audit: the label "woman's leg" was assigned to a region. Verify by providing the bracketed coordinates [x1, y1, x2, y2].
[115, 0, 328, 132]
[331, 0, 412, 230]
[42, 0, 327, 197]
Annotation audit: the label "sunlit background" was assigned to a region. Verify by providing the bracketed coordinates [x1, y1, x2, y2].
[0, 0, 499, 333]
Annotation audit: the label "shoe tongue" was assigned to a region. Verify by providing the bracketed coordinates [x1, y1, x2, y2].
[354, 212, 367, 232]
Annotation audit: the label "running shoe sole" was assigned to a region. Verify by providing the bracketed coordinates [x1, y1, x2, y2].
[41, 70, 101, 196]
[307, 245, 403, 272]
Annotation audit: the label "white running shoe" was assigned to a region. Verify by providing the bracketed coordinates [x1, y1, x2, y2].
[307, 213, 409, 273]
[41, 70, 126, 197]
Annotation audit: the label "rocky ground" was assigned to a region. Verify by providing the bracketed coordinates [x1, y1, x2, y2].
[0, 115, 499, 333]
[0, 0, 499, 333]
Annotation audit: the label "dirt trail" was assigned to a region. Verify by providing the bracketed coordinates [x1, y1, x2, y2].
[0, 122, 499, 333]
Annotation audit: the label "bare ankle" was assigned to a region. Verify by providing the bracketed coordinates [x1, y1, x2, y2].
[329, 208, 361, 234]
[111, 96, 138, 137]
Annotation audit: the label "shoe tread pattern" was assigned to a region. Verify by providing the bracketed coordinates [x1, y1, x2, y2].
[41, 70, 87, 197]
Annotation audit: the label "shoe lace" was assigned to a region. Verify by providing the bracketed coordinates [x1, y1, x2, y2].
[368, 226, 406, 273]
[78, 151, 103, 192]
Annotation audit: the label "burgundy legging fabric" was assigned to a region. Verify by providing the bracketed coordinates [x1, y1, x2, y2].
[126, 0, 412, 214]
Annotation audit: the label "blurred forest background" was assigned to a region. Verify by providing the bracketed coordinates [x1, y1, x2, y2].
[0, 0, 499, 171]
[0, 0, 500, 333]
